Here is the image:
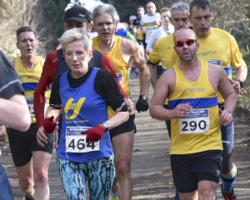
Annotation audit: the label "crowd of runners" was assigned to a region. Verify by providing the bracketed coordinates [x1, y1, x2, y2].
[0, 0, 248, 200]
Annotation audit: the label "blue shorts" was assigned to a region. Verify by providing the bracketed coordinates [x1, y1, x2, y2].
[0, 158, 14, 200]
[57, 155, 115, 200]
[219, 104, 234, 149]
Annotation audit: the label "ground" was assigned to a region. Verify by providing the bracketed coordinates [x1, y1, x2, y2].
[2, 76, 250, 200]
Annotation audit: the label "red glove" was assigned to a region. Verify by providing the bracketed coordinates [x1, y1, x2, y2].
[43, 116, 57, 134]
[81, 125, 105, 143]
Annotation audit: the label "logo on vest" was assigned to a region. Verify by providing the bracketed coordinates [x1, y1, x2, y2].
[64, 98, 85, 120]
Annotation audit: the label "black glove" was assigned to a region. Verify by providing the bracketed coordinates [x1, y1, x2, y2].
[136, 95, 149, 113]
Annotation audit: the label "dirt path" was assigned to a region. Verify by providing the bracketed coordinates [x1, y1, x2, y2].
[2, 75, 250, 199]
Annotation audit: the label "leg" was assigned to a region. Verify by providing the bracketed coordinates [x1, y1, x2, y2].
[198, 180, 217, 200]
[221, 118, 237, 198]
[88, 155, 115, 200]
[112, 131, 134, 200]
[15, 160, 34, 198]
[0, 159, 14, 200]
[57, 158, 86, 200]
[32, 151, 52, 200]
[179, 191, 198, 200]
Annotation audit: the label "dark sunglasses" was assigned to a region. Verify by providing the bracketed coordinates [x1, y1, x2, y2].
[175, 39, 197, 47]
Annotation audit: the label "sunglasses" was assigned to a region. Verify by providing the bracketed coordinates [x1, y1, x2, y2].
[175, 39, 197, 47]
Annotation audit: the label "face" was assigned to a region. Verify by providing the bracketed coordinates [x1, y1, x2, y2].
[161, 11, 171, 28]
[170, 9, 189, 31]
[137, 8, 144, 18]
[190, 6, 214, 38]
[146, 3, 156, 16]
[64, 40, 92, 78]
[64, 20, 92, 32]
[94, 13, 117, 42]
[16, 31, 38, 58]
[174, 29, 198, 63]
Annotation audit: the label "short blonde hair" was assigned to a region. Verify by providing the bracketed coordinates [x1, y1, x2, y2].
[58, 28, 92, 53]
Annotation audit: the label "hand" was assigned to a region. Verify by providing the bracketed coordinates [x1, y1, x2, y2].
[0, 125, 7, 146]
[126, 98, 134, 115]
[36, 126, 48, 148]
[229, 79, 241, 94]
[0, 125, 7, 142]
[174, 103, 192, 118]
[219, 110, 233, 126]
[136, 95, 149, 113]
[81, 125, 105, 143]
[43, 116, 57, 134]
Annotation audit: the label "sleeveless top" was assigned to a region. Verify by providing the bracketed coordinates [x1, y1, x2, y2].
[15, 56, 51, 124]
[168, 60, 222, 155]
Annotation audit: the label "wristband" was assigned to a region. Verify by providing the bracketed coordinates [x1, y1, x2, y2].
[237, 80, 243, 88]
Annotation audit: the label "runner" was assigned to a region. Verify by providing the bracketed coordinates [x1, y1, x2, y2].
[42, 28, 129, 200]
[150, 27, 237, 200]
[188, 1, 248, 198]
[92, 4, 150, 200]
[8, 26, 51, 200]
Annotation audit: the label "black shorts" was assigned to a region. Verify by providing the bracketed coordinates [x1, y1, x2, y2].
[109, 114, 135, 138]
[171, 150, 222, 193]
[137, 39, 146, 49]
[8, 123, 54, 167]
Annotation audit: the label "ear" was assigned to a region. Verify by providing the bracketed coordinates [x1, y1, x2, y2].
[210, 11, 214, 21]
[63, 23, 67, 31]
[169, 17, 173, 25]
[87, 50, 93, 62]
[16, 42, 19, 50]
[87, 22, 93, 32]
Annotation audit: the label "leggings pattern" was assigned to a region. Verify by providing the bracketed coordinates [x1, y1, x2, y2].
[58, 155, 115, 200]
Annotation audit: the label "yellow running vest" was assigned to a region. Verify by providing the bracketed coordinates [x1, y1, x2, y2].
[168, 60, 222, 155]
[92, 36, 130, 118]
[15, 56, 51, 124]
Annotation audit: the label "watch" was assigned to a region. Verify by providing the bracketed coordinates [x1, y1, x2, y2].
[100, 122, 109, 132]
[237, 80, 243, 88]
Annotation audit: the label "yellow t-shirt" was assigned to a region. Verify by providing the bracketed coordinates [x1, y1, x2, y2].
[172, 27, 246, 104]
[169, 60, 222, 155]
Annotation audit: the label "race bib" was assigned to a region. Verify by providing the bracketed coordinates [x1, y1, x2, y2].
[26, 97, 35, 116]
[208, 60, 222, 67]
[179, 108, 209, 134]
[65, 126, 100, 153]
[26, 97, 48, 117]
[116, 73, 123, 88]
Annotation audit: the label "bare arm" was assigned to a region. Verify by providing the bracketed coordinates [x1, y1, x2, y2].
[0, 94, 31, 131]
[103, 111, 129, 130]
[217, 67, 237, 126]
[128, 40, 150, 96]
[150, 69, 192, 120]
[148, 62, 158, 89]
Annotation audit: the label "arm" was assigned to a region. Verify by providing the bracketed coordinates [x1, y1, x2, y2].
[0, 51, 31, 131]
[127, 40, 150, 97]
[147, 61, 157, 89]
[34, 51, 57, 128]
[216, 66, 237, 126]
[0, 94, 31, 131]
[36, 74, 61, 147]
[149, 69, 191, 120]
[146, 30, 158, 53]
[230, 65, 248, 94]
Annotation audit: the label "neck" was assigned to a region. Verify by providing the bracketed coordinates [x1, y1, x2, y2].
[98, 35, 116, 53]
[163, 24, 169, 31]
[21, 56, 37, 70]
[179, 58, 200, 72]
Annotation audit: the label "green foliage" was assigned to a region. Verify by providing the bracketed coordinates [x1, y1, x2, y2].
[238, 51, 250, 111]
[38, 0, 69, 53]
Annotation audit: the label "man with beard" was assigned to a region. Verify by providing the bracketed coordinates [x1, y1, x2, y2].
[150, 27, 237, 200]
